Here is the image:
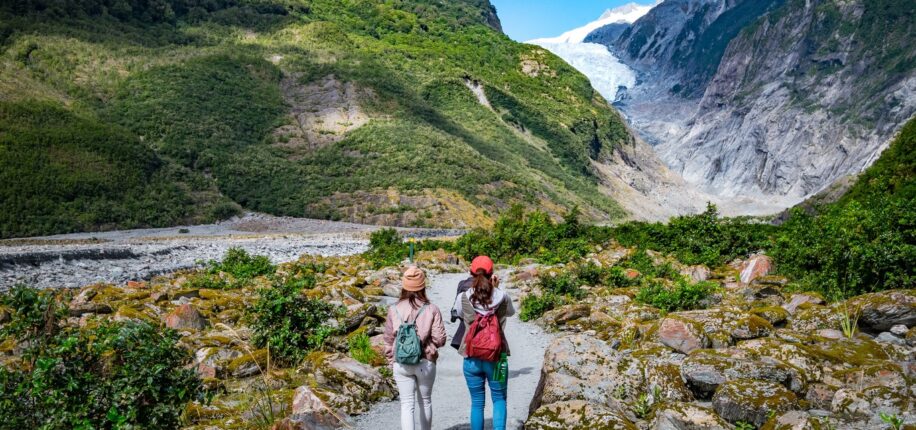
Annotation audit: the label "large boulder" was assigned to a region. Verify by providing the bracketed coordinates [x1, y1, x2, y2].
[650, 402, 731, 430]
[781, 293, 825, 315]
[738, 254, 773, 284]
[831, 386, 911, 422]
[283, 385, 345, 430]
[681, 265, 711, 283]
[712, 379, 797, 427]
[658, 318, 709, 354]
[542, 304, 591, 327]
[681, 350, 802, 398]
[848, 290, 916, 332]
[526, 400, 637, 430]
[68, 302, 113, 317]
[728, 315, 773, 340]
[163, 304, 209, 330]
[314, 354, 395, 414]
[736, 338, 824, 384]
[529, 334, 642, 412]
[194, 347, 242, 379]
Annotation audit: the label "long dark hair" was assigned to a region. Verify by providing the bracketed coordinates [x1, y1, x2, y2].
[469, 269, 494, 308]
[399, 288, 429, 308]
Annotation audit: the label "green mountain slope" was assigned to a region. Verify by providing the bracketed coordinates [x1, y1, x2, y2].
[0, 0, 634, 238]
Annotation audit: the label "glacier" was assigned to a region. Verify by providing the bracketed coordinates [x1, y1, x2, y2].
[530, 42, 636, 102]
[527, 1, 656, 102]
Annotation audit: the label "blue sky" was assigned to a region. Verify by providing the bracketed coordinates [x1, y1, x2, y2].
[490, 0, 636, 41]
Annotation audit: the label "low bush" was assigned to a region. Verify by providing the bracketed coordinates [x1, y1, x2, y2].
[348, 332, 381, 365]
[363, 228, 455, 268]
[456, 205, 612, 264]
[519, 291, 562, 322]
[635, 278, 718, 312]
[0, 287, 201, 429]
[611, 203, 772, 267]
[207, 247, 275, 281]
[250, 272, 340, 365]
[191, 248, 276, 289]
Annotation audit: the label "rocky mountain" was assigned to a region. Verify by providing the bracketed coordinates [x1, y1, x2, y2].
[0, 0, 671, 238]
[584, 0, 916, 211]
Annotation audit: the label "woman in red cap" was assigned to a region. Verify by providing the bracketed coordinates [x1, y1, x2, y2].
[452, 255, 515, 430]
[383, 266, 447, 430]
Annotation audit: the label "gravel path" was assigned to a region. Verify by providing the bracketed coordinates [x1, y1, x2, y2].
[353, 272, 551, 430]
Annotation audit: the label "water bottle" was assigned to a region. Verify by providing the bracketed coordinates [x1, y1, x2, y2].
[495, 353, 508, 384]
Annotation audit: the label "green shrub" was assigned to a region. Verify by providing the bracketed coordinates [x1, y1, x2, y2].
[455, 205, 610, 264]
[519, 292, 562, 322]
[250, 275, 340, 365]
[539, 273, 586, 299]
[618, 249, 681, 280]
[363, 228, 456, 268]
[208, 247, 275, 281]
[363, 228, 406, 268]
[0, 285, 65, 356]
[771, 198, 915, 300]
[0, 287, 201, 429]
[635, 278, 718, 312]
[612, 203, 772, 267]
[190, 248, 276, 289]
[348, 332, 379, 365]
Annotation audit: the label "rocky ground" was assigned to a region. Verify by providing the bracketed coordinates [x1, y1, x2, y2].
[0, 248, 474, 429]
[0, 213, 461, 290]
[517, 248, 916, 430]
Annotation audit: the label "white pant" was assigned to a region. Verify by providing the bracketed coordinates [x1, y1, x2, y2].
[392, 359, 437, 430]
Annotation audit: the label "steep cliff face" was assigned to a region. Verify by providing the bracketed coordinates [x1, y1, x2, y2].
[613, 0, 783, 96]
[657, 0, 916, 203]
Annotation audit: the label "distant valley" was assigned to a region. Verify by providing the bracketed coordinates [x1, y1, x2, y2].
[532, 0, 916, 213]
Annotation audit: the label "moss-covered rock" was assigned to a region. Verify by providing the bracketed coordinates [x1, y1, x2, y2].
[729, 314, 774, 340]
[532, 334, 643, 410]
[657, 317, 710, 354]
[681, 349, 802, 398]
[832, 362, 908, 391]
[650, 401, 731, 430]
[526, 400, 638, 430]
[847, 290, 916, 332]
[712, 378, 797, 427]
[788, 304, 841, 331]
[736, 338, 823, 384]
[831, 385, 910, 419]
[751, 306, 790, 326]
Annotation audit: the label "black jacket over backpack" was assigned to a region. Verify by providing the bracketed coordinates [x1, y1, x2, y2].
[450, 277, 473, 350]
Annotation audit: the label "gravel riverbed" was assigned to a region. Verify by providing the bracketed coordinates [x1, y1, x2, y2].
[0, 213, 462, 290]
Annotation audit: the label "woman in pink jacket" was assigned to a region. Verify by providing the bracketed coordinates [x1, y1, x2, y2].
[383, 266, 447, 430]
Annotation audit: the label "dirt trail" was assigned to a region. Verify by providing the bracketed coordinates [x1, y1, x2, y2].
[353, 272, 551, 430]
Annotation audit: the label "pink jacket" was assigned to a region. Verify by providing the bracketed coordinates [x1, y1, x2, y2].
[383, 300, 447, 363]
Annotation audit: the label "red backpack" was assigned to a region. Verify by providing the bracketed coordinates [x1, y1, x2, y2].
[464, 308, 503, 362]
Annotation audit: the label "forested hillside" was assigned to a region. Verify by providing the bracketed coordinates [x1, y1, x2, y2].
[0, 0, 634, 238]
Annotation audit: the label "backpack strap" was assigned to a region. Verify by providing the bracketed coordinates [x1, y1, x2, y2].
[393, 305, 405, 323]
[410, 303, 428, 323]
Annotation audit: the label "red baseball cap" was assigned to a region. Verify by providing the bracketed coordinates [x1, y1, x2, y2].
[470, 255, 494, 276]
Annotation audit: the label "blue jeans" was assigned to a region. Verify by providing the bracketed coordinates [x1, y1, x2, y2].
[463, 358, 507, 430]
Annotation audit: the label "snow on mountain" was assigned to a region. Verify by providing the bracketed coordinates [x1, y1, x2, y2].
[527, 2, 659, 101]
[531, 42, 636, 102]
[528, 1, 659, 44]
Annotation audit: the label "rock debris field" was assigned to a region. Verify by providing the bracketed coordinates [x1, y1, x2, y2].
[0, 213, 461, 290]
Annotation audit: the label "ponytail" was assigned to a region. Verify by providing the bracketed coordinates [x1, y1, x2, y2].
[469, 269, 494, 308]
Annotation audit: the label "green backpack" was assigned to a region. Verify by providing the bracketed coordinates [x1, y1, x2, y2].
[394, 304, 428, 365]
